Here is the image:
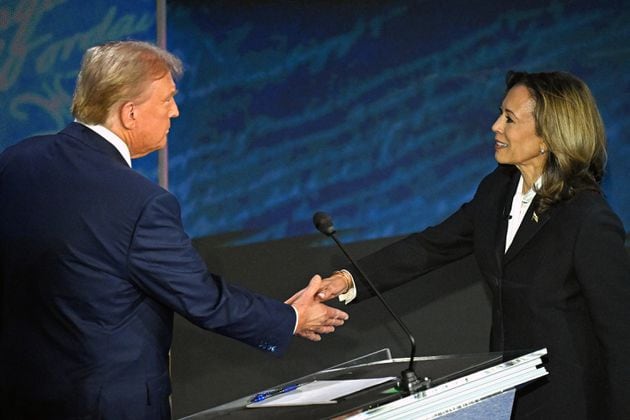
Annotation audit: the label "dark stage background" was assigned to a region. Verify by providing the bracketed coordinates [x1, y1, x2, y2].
[1, 0, 628, 418]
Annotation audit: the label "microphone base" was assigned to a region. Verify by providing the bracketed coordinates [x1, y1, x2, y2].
[397, 369, 431, 396]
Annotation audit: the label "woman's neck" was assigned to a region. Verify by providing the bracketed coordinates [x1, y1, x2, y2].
[517, 165, 543, 193]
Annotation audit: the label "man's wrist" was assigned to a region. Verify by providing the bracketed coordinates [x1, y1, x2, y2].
[290, 305, 299, 334]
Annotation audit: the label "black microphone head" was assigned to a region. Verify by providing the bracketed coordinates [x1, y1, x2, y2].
[313, 211, 336, 236]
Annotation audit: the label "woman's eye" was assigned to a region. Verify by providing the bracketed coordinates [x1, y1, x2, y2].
[498, 108, 513, 123]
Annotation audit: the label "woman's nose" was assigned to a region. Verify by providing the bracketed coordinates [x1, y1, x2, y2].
[491, 115, 502, 133]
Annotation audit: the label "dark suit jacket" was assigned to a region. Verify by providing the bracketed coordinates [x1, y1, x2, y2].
[352, 165, 630, 419]
[0, 123, 296, 419]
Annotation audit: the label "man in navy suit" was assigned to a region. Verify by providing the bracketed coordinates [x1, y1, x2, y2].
[0, 40, 348, 419]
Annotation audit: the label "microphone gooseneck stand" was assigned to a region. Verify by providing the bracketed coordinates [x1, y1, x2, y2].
[313, 211, 431, 395]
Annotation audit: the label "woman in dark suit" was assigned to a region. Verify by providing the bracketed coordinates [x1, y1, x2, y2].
[316, 71, 630, 419]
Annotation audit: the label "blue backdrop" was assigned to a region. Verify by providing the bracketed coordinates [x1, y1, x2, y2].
[2, 0, 628, 246]
[0, 0, 159, 173]
[166, 0, 630, 245]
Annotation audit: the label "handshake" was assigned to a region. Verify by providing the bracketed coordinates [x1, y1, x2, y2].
[285, 272, 355, 341]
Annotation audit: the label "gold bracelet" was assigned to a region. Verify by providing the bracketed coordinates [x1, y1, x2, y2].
[333, 270, 352, 294]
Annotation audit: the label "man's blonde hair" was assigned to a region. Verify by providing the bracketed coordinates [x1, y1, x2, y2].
[71, 40, 183, 124]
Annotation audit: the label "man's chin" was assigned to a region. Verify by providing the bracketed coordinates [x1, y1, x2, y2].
[131, 143, 168, 159]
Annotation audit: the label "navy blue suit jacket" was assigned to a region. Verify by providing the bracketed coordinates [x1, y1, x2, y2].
[0, 123, 296, 419]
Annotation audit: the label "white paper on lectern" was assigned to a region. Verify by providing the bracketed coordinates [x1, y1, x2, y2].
[246, 377, 397, 408]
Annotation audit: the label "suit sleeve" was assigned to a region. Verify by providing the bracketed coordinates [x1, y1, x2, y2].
[573, 202, 630, 418]
[352, 199, 477, 301]
[127, 191, 295, 355]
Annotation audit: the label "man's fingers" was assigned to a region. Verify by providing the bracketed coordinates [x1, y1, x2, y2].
[303, 274, 323, 295]
[316, 287, 329, 301]
[327, 317, 346, 327]
[297, 330, 322, 341]
[330, 308, 349, 321]
[292, 288, 349, 341]
[284, 289, 304, 304]
[296, 323, 338, 341]
[312, 325, 335, 334]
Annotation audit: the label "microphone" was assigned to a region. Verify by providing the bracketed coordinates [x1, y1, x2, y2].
[312, 211, 431, 395]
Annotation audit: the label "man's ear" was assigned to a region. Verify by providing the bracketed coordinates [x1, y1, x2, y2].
[120, 102, 136, 129]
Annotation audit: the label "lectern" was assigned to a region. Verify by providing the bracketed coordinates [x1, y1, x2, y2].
[180, 348, 547, 419]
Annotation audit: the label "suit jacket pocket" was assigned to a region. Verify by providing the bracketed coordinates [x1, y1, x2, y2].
[97, 371, 172, 420]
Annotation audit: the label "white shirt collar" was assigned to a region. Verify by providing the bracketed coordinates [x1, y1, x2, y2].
[76, 121, 132, 168]
[519, 175, 542, 205]
[505, 174, 543, 253]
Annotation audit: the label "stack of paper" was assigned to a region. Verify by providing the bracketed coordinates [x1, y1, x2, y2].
[246, 377, 397, 408]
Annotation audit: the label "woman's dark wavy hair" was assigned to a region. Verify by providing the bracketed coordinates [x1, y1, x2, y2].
[505, 71, 607, 212]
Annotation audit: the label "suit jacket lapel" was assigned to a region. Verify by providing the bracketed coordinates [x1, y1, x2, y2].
[504, 195, 552, 263]
[494, 171, 520, 273]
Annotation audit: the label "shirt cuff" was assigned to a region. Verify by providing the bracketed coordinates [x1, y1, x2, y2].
[291, 305, 299, 334]
[337, 269, 357, 304]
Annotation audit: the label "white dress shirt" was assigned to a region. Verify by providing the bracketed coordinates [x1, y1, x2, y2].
[505, 175, 541, 252]
[77, 121, 132, 168]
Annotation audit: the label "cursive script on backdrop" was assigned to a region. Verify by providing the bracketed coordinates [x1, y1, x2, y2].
[0, 0, 154, 132]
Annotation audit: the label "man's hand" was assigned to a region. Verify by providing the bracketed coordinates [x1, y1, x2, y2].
[285, 271, 351, 304]
[286, 275, 349, 341]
